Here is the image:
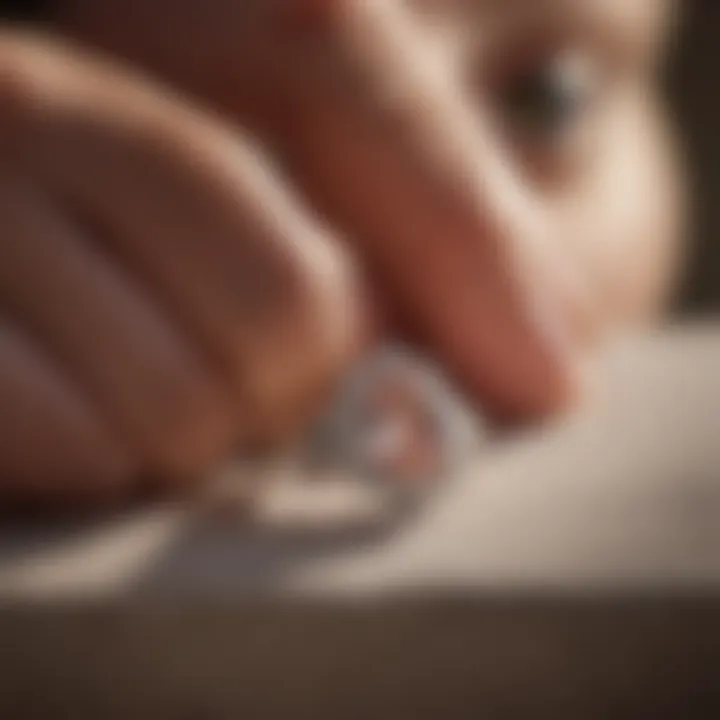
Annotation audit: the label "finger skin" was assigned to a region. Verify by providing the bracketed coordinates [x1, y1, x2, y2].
[0, 31, 366, 445]
[58, 0, 684, 421]
[7, 0, 683, 430]
[56, 1, 579, 420]
[249, 0, 681, 416]
[0, 320, 135, 505]
[0, 32, 367, 503]
[0, 177, 238, 482]
[257, 1, 579, 418]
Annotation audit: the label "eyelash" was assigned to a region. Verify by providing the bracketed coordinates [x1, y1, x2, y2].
[467, 39, 613, 183]
[498, 50, 599, 136]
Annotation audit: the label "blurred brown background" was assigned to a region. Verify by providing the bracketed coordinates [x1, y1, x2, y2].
[671, 1, 720, 310]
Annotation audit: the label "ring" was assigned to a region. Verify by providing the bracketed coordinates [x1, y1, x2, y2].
[301, 345, 482, 512]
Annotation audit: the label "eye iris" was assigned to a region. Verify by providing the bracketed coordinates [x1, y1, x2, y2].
[503, 53, 594, 136]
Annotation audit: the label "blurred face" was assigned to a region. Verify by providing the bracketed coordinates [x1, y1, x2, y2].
[408, 0, 684, 319]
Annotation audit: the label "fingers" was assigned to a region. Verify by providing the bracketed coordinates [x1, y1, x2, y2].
[0, 32, 366, 446]
[53, 0, 681, 428]
[0, 320, 134, 505]
[0, 33, 367, 501]
[0, 178, 237, 482]
[242, 1, 580, 419]
[54, 1, 600, 420]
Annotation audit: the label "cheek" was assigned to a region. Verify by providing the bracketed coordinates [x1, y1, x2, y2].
[555, 91, 685, 322]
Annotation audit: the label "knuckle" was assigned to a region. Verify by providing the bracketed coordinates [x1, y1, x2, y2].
[225, 230, 365, 446]
[243, 233, 363, 417]
[299, 235, 365, 372]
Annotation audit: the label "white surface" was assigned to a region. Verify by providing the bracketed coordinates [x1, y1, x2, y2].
[1, 323, 720, 600]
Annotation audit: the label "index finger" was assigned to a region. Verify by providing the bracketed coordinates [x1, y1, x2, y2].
[259, 0, 580, 419]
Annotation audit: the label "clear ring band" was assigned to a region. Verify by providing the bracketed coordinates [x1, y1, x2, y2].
[300, 345, 483, 513]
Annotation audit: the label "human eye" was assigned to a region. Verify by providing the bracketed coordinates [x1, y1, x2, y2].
[496, 47, 600, 143]
[477, 33, 615, 182]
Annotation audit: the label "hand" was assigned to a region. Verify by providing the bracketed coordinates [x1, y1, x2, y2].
[0, 30, 365, 505]
[59, 0, 683, 394]
[0, 0, 684, 505]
